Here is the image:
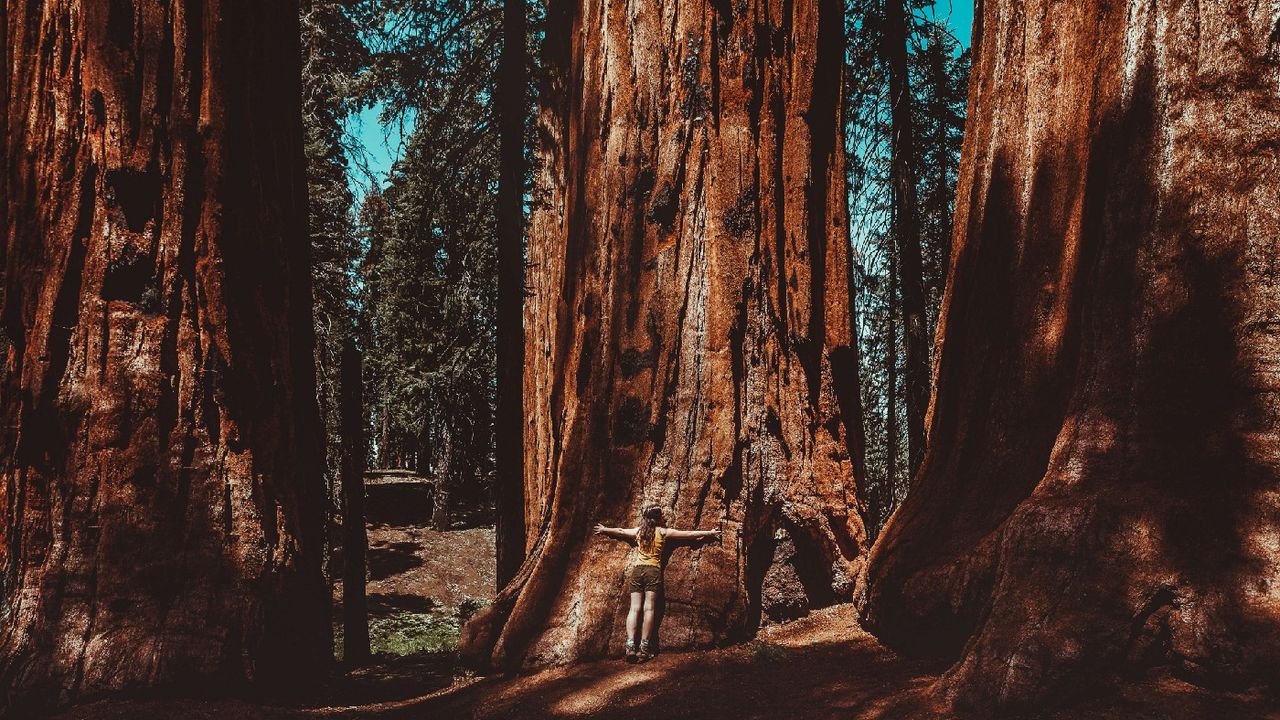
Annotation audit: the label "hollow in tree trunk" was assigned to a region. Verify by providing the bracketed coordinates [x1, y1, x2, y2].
[0, 1, 329, 714]
[862, 0, 1280, 711]
[461, 0, 869, 669]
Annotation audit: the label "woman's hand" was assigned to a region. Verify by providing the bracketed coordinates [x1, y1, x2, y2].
[593, 523, 608, 535]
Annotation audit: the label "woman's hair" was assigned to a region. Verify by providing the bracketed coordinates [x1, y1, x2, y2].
[637, 506, 664, 551]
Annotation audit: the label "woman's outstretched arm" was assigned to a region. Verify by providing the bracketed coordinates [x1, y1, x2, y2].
[593, 524, 638, 541]
[664, 527, 722, 541]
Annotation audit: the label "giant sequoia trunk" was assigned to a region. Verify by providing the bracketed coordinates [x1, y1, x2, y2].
[462, 0, 869, 669]
[863, 0, 1280, 711]
[0, 1, 328, 714]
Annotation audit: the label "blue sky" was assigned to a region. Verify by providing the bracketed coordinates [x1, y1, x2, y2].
[347, 104, 408, 198]
[347, 0, 974, 192]
[929, 0, 973, 46]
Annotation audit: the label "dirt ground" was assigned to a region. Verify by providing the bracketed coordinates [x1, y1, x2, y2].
[344, 524, 496, 616]
[326, 524, 495, 696]
[45, 527, 1280, 720]
[51, 603, 1280, 720]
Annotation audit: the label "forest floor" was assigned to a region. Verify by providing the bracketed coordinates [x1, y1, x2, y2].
[49, 527, 1280, 720]
[332, 524, 496, 662]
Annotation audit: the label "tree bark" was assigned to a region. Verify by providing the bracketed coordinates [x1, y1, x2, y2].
[863, 0, 1280, 711]
[881, 260, 899, 536]
[881, 0, 929, 476]
[495, 0, 527, 590]
[0, 1, 329, 714]
[461, 0, 869, 670]
[339, 339, 369, 664]
[431, 421, 452, 532]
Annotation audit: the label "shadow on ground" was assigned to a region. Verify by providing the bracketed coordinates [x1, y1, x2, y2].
[366, 542, 426, 581]
[367, 592, 439, 616]
[46, 605, 1280, 720]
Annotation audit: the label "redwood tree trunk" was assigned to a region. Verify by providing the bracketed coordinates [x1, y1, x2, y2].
[461, 0, 869, 670]
[863, 0, 1280, 711]
[0, 1, 328, 714]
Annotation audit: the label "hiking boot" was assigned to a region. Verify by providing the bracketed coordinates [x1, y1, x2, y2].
[635, 649, 654, 663]
[625, 648, 638, 664]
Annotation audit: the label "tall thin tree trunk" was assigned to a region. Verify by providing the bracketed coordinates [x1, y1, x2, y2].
[431, 421, 452, 532]
[882, 0, 929, 476]
[0, 1, 328, 714]
[339, 339, 370, 664]
[863, 0, 1280, 712]
[373, 389, 386, 468]
[495, 0, 527, 590]
[462, 0, 869, 670]
[884, 263, 900, 533]
[930, 50, 952, 299]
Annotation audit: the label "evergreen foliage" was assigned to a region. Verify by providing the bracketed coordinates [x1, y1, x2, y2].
[302, 0, 369, 508]
[354, 0, 510, 523]
[846, 0, 970, 535]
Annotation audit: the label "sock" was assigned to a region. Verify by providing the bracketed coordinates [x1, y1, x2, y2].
[626, 639, 638, 652]
[639, 640, 652, 652]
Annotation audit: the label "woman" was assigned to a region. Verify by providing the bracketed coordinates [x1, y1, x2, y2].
[594, 506, 721, 663]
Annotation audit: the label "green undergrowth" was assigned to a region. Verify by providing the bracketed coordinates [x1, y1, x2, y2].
[749, 640, 794, 664]
[334, 599, 490, 662]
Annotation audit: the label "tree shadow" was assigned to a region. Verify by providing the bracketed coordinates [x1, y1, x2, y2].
[366, 542, 425, 581]
[350, 630, 1279, 720]
[385, 632, 936, 720]
[366, 592, 439, 617]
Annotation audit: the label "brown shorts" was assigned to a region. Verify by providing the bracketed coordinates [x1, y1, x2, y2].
[629, 564, 662, 593]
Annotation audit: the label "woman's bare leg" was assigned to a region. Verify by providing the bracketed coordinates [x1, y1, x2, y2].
[626, 591, 644, 643]
[641, 590, 660, 644]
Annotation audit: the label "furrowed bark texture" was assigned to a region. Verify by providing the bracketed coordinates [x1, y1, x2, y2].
[462, 0, 868, 668]
[863, 0, 1280, 711]
[0, 1, 329, 714]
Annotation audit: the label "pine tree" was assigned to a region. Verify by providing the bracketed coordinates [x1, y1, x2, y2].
[301, 0, 367, 511]
[357, 0, 502, 520]
[844, 0, 969, 534]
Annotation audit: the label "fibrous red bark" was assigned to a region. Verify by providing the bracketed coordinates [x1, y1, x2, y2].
[0, 1, 329, 714]
[462, 0, 869, 669]
[863, 0, 1280, 711]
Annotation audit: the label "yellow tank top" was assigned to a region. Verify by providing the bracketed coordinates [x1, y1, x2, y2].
[632, 527, 666, 567]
